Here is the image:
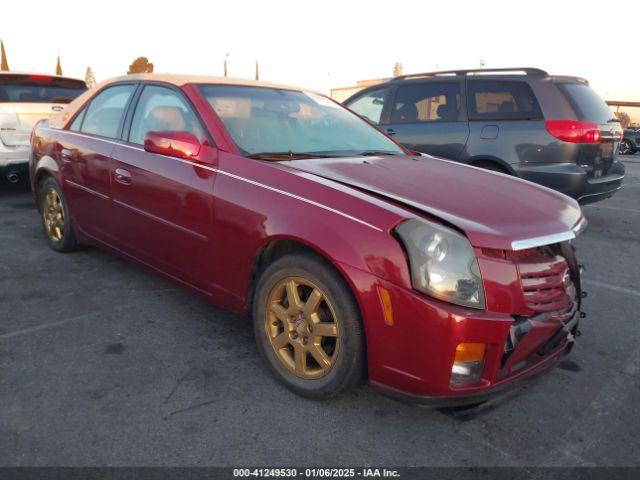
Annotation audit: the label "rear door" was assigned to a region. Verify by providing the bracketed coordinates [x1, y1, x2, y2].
[110, 83, 217, 290]
[555, 81, 622, 178]
[381, 80, 469, 159]
[464, 79, 544, 167]
[61, 83, 137, 241]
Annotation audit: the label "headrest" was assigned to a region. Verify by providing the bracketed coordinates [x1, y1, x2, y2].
[436, 103, 455, 120]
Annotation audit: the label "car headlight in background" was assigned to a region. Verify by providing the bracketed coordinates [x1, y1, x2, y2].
[395, 219, 485, 309]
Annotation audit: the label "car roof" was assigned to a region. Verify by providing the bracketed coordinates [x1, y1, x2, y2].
[100, 73, 312, 93]
[50, 74, 323, 129]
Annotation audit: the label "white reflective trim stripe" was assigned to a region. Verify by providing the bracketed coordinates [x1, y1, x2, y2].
[54, 132, 383, 233]
[215, 169, 384, 232]
[64, 179, 109, 200]
[511, 230, 576, 251]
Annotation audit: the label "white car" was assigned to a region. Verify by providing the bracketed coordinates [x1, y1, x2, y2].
[1, 73, 86, 184]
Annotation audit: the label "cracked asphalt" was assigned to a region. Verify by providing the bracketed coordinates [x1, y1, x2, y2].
[1, 158, 639, 467]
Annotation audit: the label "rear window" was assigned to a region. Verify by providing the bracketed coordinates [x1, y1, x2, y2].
[0, 75, 86, 104]
[468, 80, 542, 120]
[556, 82, 615, 124]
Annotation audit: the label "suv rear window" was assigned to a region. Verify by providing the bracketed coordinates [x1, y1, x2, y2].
[556, 82, 615, 124]
[0, 75, 86, 104]
[468, 80, 542, 121]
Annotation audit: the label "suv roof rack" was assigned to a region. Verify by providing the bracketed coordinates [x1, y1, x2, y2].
[392, 67, 549, 82]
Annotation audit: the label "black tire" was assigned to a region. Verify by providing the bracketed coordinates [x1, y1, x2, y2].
[619, 139, 634, 155]
[252, 252, 365, 399]
[39, 177, 78, 253]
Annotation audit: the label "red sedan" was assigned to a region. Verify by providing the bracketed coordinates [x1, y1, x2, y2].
[30, 74, 585, 405]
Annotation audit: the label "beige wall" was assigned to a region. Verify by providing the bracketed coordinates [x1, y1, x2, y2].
[330, 77, 390, 102]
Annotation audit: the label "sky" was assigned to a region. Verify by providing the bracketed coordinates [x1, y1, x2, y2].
[2, 0, 639, 101]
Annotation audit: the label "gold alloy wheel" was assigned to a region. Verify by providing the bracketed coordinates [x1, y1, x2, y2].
[265, 277, 340, 379]
[43, 188, 65, 243]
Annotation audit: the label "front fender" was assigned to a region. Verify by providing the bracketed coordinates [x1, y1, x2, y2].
[209, 154, 413, 312]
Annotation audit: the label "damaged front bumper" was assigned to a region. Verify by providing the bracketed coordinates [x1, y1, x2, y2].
[372, 309, 580, 408]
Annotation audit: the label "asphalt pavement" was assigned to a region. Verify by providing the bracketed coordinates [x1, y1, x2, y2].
[1, 158, 639, 466]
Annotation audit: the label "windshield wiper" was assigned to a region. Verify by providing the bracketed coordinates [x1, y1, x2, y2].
[246, 151, 335, 161]
[355, 150, 399, 157]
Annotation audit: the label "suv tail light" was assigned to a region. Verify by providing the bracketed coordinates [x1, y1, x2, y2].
[545, 120, 602, 144]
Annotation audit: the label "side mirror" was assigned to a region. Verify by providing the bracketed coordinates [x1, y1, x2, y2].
[144, 131, 202, 160]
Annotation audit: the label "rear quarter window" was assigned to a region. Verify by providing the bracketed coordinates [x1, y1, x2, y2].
[468, 80, 542, 121]
[556, 82, 615, 124]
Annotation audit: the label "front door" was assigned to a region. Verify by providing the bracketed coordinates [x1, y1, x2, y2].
[109, 84, 217, 290]
[383, 80, 469, 159]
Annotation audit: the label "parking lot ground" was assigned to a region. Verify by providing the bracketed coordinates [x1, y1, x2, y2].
[1, 158, 639, 467]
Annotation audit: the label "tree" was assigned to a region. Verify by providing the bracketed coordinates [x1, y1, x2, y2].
[616, 111, 631, 129]
[393, 62, 403, 77]
[85, 67, 96, 88]
[255, 61, 259, 81]
[127, 57, 154, 74]
[55, 56, 63, 76]
[1, 40, 9, 71]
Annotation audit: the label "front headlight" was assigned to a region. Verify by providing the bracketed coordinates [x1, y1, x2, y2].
[395, 219, 485, 309]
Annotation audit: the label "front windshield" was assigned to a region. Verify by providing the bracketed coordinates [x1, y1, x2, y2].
[197, 84, 405, 156]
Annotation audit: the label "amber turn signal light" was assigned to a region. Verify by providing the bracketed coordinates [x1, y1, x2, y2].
[377, 286, 394, 326]
[454, 343, 486, 363]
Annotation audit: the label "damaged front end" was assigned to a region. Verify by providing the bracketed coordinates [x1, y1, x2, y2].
[497, 241, 584, 380]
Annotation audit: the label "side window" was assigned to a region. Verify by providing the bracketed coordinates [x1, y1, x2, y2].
[80, 85, 136, 138]
[68, 108, 86, 131]
[128, 85, 205, 145]
[346, 87, 389, 124]
[468, 80, 542, 120]
[390, 83, 461, 124]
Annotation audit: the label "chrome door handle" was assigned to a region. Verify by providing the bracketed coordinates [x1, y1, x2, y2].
[61, 148, 74, 161]
[114, 168, 132, 185]
[386, 128, 396, 136]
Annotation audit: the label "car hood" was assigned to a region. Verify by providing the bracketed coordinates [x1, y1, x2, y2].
[283, 155, 584, 251]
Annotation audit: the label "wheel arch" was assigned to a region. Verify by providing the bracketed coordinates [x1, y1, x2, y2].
[468, 156, 514, 174]
[32, 156, 59, 211]
[245, 235, 364, 320]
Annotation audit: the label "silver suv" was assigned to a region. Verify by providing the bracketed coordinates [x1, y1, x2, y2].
[1, 73, 86, 184]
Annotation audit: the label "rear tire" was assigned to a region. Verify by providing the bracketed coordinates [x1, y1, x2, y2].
[252, 252, 365, 399]
[619, 139, 634, 155]
[39, 177, 77, 253]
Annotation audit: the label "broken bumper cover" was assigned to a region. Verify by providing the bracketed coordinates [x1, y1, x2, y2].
[341, 263, 580, 408]
[373, 311, 579, 408]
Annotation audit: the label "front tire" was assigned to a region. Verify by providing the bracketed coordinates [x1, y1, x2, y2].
[252, 252, 365, 399]
[39, 177, 77, 253]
